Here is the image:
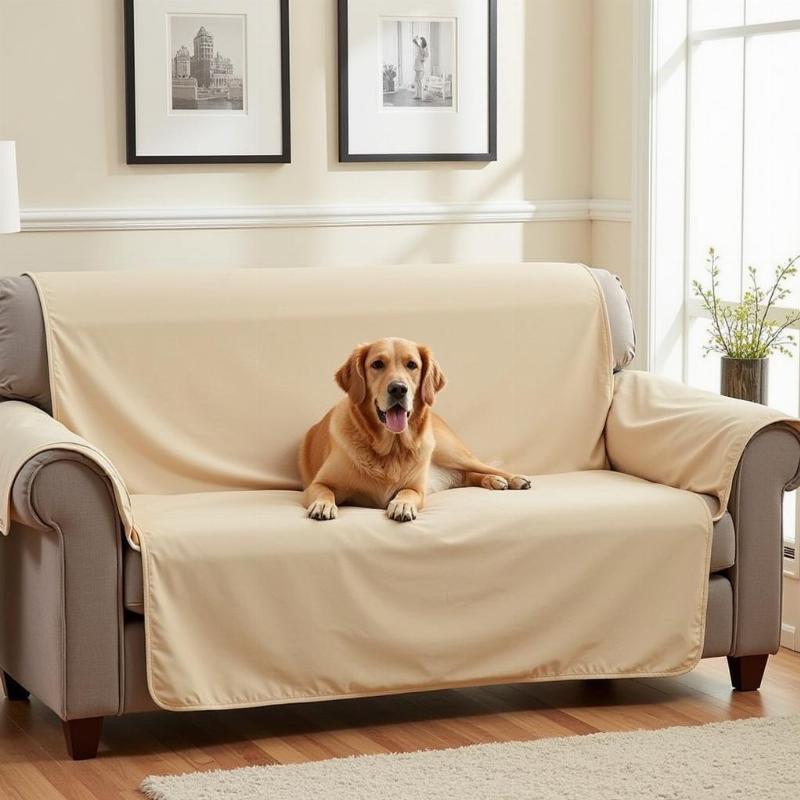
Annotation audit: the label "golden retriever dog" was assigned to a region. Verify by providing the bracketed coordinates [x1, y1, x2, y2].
[299, 338, 532, 522]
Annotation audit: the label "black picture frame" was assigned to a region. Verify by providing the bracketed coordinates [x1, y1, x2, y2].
[338, 0, 497, 163]
[124, 0, 291, 164]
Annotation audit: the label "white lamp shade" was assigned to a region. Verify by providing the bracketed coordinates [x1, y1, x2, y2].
[0, 142, 20, 234]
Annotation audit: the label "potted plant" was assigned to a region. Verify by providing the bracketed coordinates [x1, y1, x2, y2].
[692, 248, 800, 404]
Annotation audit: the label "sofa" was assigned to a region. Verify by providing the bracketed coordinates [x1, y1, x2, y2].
[0, 265, 799, 761]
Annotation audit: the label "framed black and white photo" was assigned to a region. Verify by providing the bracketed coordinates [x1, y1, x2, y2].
[338, 0, 496, 162]
[124, 0, 290, 164]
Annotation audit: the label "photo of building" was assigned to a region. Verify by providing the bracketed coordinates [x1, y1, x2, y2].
[173, 45, 191, 79]
[170, 16, 245, 112]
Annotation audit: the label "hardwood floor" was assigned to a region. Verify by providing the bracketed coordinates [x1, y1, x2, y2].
[3, 650, 800, 799]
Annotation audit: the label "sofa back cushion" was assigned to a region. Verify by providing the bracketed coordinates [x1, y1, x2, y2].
[0, 266, 636, 421]
[592, 268, 636, 370]
[0, 275, 51, 412]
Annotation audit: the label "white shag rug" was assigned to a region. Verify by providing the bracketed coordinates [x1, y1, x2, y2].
[140, 715, 800, 800]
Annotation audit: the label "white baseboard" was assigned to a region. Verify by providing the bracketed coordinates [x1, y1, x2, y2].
[781, 622, 797, 651]
[20, 198, 632, 233]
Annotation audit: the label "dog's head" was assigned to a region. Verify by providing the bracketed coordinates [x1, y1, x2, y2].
[335, 338, 446, 434]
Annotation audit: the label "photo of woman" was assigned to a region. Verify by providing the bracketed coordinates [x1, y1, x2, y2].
[381, 18, 455, 109]
[340, 0, 496, 161]
[412, 35, 429, 100]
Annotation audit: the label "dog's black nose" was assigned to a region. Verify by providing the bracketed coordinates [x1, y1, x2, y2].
[388, 381, 408, 399]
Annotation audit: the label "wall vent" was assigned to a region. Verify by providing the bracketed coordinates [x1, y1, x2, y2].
[784, 540, 799, 579]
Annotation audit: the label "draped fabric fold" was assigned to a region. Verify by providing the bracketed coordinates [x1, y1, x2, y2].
[27, 264, 614, 501]
[605, 370, 800, 520]
[0, 400, 133, 538]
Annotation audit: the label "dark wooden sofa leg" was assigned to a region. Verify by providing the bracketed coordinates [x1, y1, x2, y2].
[727, 654, 769, 691]
[62, 717, 103, 760]
[1, 671, 30, 701]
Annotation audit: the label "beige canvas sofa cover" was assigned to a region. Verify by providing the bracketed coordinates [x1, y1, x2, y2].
[0, 262, 792, 712]
[0, 263, 799, 757]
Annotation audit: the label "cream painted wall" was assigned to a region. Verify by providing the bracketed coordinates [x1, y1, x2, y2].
[590, 0, 634, 288]
[592, 0, 633, 200]
[0, 0, 595, 274]
[0, 221, 592, 272]
[592, 218, 632, 283]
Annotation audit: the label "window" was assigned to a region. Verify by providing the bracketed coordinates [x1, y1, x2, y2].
[642, 2, 800, 551]
[686, 4, 800, 405]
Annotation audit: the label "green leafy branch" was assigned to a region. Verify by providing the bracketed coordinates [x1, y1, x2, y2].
[691, 248, 800, 359]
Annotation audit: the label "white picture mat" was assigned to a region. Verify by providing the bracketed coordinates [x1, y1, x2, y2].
[133, 0, 283, 156]
[347, 0, 489, 155]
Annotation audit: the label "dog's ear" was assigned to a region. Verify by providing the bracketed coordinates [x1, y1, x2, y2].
[419, 345, 446, 406]
[335, 344, 369, 405]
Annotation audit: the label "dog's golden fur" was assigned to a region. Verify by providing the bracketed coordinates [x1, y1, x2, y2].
[299, 338, 531, 521]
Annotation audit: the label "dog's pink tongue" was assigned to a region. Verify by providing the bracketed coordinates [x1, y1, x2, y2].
[385, 406, 408, 433]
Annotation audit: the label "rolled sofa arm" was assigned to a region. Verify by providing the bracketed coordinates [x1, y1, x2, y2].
[0, 402, 127, 721]
[728, 425, 800, 656]
[0, 449, 125, 721]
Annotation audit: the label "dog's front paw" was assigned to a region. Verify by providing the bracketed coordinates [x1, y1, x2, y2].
[481, 475, 508, 490]
[308, 501, 338, 521]
[509, 475, 532, 490]
[387, 500, 418, 522]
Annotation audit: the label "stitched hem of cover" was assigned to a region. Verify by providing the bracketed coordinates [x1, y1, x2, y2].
[143, 661, 712, 714]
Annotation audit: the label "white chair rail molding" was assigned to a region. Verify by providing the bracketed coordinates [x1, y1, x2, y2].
[17, 198, 632, 232]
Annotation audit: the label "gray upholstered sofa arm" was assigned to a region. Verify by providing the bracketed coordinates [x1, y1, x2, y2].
[11, 450, 118, 530]
[0, 449, 124, 721]
[727, 423, 800, 657]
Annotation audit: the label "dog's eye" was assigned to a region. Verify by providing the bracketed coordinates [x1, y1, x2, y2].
[371, 360, 385, 370]
[407, 361, 418, 370]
